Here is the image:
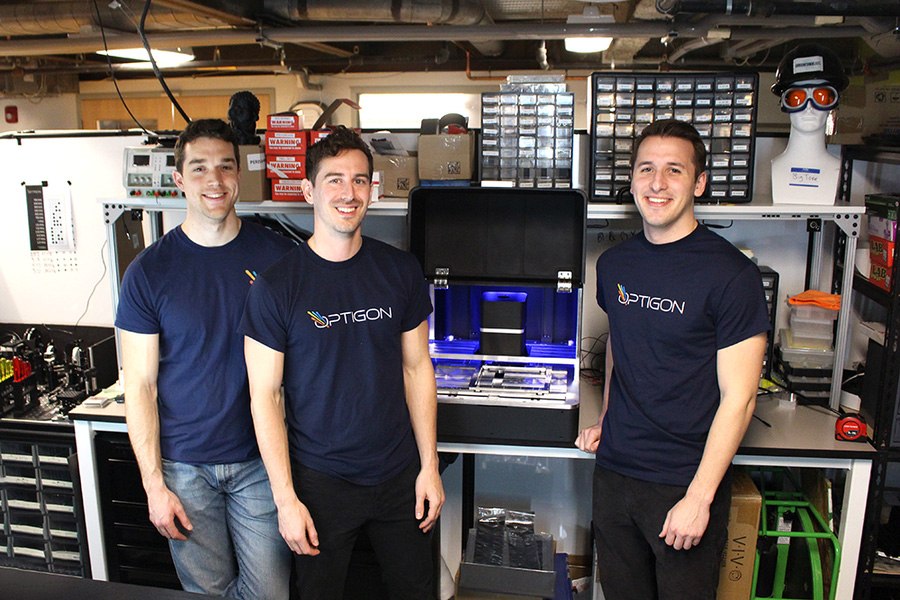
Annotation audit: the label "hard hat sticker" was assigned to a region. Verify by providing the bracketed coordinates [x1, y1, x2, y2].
[794, 56, 824, 74]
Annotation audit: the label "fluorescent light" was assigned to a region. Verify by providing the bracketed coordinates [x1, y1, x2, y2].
[565, 5, 614, 54]
[98, 47, 195, 67]
[565, 37, 613, 53]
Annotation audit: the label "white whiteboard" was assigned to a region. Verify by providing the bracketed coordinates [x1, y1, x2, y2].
[0, 133, 143, 327]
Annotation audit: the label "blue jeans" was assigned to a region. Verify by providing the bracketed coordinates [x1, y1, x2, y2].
[162, 457, 291, 600]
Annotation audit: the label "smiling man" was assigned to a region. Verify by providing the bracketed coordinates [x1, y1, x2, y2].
[240, 126, 443, 600]
[576, 119, 770, 600]
[116, 119, 295, 599]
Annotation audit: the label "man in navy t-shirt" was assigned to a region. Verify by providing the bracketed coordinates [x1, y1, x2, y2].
[116, 119, 294, 600]
[241, 126, 444, 599]
[576, 119, 769, 600]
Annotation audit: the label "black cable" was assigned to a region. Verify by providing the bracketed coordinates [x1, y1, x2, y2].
[138, 0, 191, 125]
[91, 0, 153, 135]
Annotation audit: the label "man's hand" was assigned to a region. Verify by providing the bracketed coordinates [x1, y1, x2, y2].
[146, 481, 192, 541]
[277, 497, 320, 556]
[415, 466, 444, 533]
[575, 423, 603, 453]
[658, 493, 710, 550]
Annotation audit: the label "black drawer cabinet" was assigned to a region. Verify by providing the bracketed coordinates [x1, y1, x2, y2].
[93, 432, 181, 590]
[0, 421, 87, 576]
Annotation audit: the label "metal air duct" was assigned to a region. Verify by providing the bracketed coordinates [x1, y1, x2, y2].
[265, 0, 505, 56]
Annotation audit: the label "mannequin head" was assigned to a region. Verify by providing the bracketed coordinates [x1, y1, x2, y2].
[789, 101, 829, 134]
[786, 81, 832, 134]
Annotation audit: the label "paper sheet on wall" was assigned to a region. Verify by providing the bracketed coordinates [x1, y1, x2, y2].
[25, 183, 79, 274]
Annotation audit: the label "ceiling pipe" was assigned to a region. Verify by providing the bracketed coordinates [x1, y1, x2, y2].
[723, 38, 787, 60]
[265, 0, 505, 56]
[656, 0, 900, 17]
[668, 37, 726, 62]
[0, 22, 873, 58]
[0, 2, 225, 36]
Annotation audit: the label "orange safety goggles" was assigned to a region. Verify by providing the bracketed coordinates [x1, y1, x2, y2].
[781, 85, 838, 113]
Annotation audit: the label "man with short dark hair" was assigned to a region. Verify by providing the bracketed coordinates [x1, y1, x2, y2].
[241, 125, 444, 600]
[117, 118, 294, 600]
[577, 119, 769, 600]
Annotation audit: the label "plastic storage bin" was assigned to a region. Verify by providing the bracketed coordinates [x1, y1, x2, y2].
[790, 304, 838, 322]
[777, 346, 834, 371]
[787, 304, 837, 349]
[781, 327, 833, 351]
[790, 314, 835, 338]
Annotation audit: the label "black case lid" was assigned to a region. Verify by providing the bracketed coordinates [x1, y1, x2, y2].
[408, 186, 587, 286]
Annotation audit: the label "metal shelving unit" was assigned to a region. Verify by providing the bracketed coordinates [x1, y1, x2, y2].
[588, 200, 864, 411]
[837, 145, 900, 599]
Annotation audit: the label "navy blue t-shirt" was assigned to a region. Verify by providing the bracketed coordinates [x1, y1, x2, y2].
[239, 237, 433, 486]
[115, 221, 295, 464]
[595, 224, 770, 486]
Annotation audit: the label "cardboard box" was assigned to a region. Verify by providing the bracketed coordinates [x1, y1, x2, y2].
[373, 154, 418, 197]
[869, 214, 897, 243]
[266, 155, 306, 179]
[265, 131, 307, 155]
[870, 235, 896, 267]
[308, 129, 332, 147]
[865, 193, 900, 221]
[870, 261, 893, 291]
[271, 179, 306, 202]
[418, 133, 475, 180]
[238, 144, 270, 202]
[717, 467, 762, 600]
[266, 113, 303, 131]
[828, 83, 900, 145]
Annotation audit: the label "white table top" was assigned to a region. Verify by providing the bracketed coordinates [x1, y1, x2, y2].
[69, 389, 874, 461]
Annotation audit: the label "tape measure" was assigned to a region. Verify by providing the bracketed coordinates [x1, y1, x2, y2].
[835, 413, 867, 442]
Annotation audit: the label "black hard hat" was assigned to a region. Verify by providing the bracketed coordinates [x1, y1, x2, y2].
[772, 43, 849, 95]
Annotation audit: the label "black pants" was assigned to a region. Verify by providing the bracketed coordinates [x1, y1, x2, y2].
[291, 460, 435, 600]
[592, 465, 732, 600]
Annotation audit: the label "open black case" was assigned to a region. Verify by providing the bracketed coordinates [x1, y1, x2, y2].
[409, 186, 587, 446]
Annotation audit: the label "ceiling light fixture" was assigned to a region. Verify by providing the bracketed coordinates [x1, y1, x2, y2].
[97, 47, 195, 67]
[565, 5, 614, 54]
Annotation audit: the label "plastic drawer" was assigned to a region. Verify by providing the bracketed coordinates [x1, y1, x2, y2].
[782, 328, 832, 351]
[787, 329, 833, 351]
[108, 499, 154, 526]
[790, 304, 838, 322]
[1, 462, 38, 487]
[40, 490, 75, 513]
[776, 342, 834, 369]
[3, 487, 41, 512]
[46, 512, 78, 539]
[37, 464, 73, 491]
[106, 459, 147, 504]
[7, 508, 45, 538]
[790, 314, 835, 338]
[113, 522, 169, 548]
[8, 532, 47, 558]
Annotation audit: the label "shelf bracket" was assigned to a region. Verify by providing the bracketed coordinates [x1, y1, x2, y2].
[103, 203, 128, 225]
[833, 213, 861, 238]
